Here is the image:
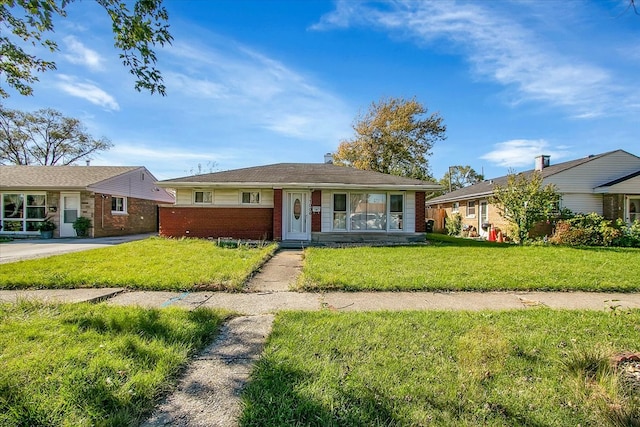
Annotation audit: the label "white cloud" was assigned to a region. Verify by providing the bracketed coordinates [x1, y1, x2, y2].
[56, 75, 119, 111]
[313, 0, 635, 118]
[480, 139, 571, 168]
[92, 144, 240, 180]
[62, 36, 104, 71]
[163, 38, 351, 142]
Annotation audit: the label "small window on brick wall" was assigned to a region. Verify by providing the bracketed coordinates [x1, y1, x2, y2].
[111, 196, 127, 214]
[242, 191, 260, 204]
[467, 201, 476, 217]
[194, 191, 212, 204]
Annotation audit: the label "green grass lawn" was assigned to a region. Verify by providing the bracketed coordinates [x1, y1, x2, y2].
[0, 301, 231, 427]
[0, 237, 277, 291]
[298, 234, 640, 292]
[241, 310, 640, 426]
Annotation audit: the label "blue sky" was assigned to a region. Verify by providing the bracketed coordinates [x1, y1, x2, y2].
[3, 0, 639, 181]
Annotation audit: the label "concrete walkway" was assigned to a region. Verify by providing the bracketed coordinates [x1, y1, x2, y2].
[2, 249, 640, 427]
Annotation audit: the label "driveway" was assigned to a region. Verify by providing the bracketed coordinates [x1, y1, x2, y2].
[0, 233, 155, 264]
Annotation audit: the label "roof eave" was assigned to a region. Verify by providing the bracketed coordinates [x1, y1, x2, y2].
[427, 191, 495, 204]
[0, 185, 88, 191]
[156, 181, 441, 191]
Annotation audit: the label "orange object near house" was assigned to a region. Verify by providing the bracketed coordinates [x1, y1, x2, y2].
[488, 226, 496, 242]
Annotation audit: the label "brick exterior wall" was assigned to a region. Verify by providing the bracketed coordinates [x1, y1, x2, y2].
[159, 206, 273, 240]
[311, 190, 322, 232]
[603, 194, 625, 220]
[273, 189, 283, 241]
[93, 194, 159, 237]
[414, 191, 426, 232]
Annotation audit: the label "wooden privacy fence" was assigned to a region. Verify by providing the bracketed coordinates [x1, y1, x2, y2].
[426, 208, 446, 232]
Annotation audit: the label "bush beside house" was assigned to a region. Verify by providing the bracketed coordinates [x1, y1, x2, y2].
[550, 213, 640, 247]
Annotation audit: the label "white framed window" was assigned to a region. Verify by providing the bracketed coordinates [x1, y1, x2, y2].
[628, 197, 640, 223]
[333, 193, 347, 230]
[467, 200, 476, 217]
[330, 192, 410, 232]
[242, 191, 260, 204]
[1, 192, 47, 232]
[350, 193, 387, 231]
[452, 202, 460, 213]
[111, 196, 127, 214]
[194, 191, 212, 204]
[389, 194, 404, 230]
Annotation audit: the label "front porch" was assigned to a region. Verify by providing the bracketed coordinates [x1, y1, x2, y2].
[278, 232, 427, 248]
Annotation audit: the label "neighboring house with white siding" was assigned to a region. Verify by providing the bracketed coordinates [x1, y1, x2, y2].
[156, 162, 440, 244]
[427, 150, 640, 238]
[0, 166, 175, 238]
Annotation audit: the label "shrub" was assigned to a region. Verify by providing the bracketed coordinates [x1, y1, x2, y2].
[445, 213, 462, 236]
[550, 213, 640, 247]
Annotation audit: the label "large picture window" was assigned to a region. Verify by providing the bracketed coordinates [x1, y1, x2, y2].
[1, 193, 47, 232]
[350, 193, 387, 231]
[331, 192, 406, 232]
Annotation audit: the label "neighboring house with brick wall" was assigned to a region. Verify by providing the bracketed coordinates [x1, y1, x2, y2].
[0, 166, 175, 238]
[427, 150, 640, 239]
[156, 163, 440, 244]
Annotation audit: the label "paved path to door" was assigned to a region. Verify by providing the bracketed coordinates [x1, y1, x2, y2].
[2, 249, 640, 426]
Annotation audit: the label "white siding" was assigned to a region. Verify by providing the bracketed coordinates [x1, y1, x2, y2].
[405, 192, 415, 232]
[321, 191, 332, 232]
[171, 188, 274, 207]
[601, 175, 640, 194]
[214, 189, 240, 205]
[545, 151, 640, 193]
[176, 189, 192, 205]
[561, 193, 603, 215]
[90, 168, 174, 203]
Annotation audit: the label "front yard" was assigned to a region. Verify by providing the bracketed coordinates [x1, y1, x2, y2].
[241, 310, 640, 426]
[298, 235, 640, 292]
[0, 301, 230, 427]
[0, 237, 277, 291]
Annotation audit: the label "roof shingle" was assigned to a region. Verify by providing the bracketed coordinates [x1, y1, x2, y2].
[0, 166, 141, 189]
[160, 163, 440, 189]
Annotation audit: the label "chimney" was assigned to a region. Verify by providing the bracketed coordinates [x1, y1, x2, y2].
[324, 153, 333, 164]
[85, 160, 91, 166]
[534, 155, 550, 171]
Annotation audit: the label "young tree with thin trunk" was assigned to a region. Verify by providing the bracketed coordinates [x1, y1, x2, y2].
[0, 106, 112, 165]
[490, 171, 560, 244]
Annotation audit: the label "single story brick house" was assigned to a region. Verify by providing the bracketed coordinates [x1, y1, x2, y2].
[156, 163, 441, 244]
[0, 165, 175, 238]
[427, 149, 640, 238]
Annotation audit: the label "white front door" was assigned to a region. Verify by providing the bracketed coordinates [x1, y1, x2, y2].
[60, 192, 80, 237]
[284, 191, 310, 240]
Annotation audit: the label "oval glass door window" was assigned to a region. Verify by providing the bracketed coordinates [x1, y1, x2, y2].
[293, 198, 301, 219]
